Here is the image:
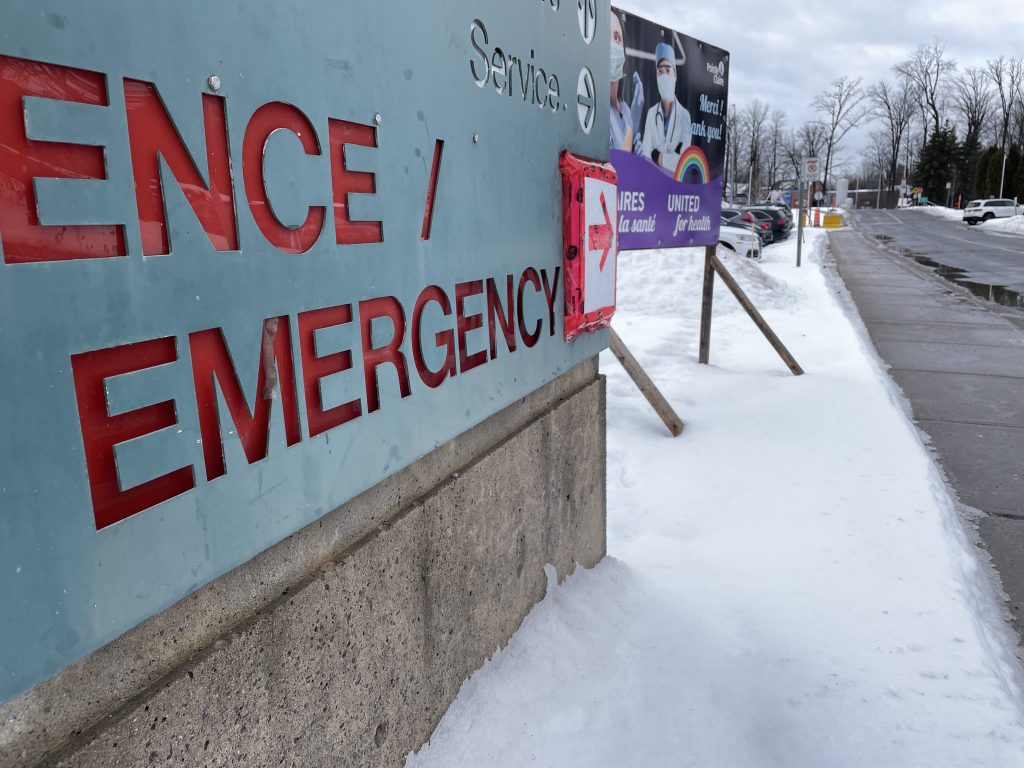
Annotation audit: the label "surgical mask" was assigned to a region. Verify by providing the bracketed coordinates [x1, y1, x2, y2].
[657, 73, 676, 101]
[610, 43, 625, 81]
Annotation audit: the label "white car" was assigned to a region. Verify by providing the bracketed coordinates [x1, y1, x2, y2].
[963, 198, 1021, 225]
[718, 219, 762, 259]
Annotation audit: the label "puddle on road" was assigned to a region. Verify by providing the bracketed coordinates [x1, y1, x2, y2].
[871, 234, 1024, 309]
[912, 257, 1024, 308]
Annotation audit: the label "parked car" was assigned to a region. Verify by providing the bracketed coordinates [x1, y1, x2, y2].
[722, 208, 773, 245]
[719, 218, 762, 259]
[963, 199, 1021, 224]
[757, 202, 794, 225]
[745, 205, 792, 238]
[744, 208, 784, 242]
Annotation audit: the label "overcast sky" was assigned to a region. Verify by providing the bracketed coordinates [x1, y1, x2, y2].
[617, 0, 1024, 167]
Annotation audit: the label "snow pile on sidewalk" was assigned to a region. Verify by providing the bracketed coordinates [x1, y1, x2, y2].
[407, 232, 1024, 768]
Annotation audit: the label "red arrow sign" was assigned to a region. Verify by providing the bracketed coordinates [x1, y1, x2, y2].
[588, 191, 614, 271]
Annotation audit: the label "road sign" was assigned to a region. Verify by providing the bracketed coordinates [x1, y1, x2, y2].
[0, 0, 611, 705]
[802, 157, 821, 181]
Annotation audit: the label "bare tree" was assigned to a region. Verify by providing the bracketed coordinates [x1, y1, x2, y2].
[896, 39, 956, 139]
[799, 121, 827, 159]
[766, 109, 786, 190]
[780, 127, 804, 184]
[860, 130, 890, 207]
[742, 100, 770, 199]
[953, 66, 995, 142]
[985, 55, 1024, 149]
[868, 76, 917, 190]
[811, 76, 867, 188]
[724, 105, 741, 200]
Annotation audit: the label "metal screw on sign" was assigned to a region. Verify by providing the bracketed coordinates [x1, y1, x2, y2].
[207, 75, 221, 92]
[374, 113, 382, 125]
[472, 133, 479, 144]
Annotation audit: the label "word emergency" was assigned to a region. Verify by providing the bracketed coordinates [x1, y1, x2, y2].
[0, 52, 561, 530]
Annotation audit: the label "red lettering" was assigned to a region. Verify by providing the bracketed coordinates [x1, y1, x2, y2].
[0, 54, 125, 263]
[517, 268, 543, 348]
[411, 285, 456, 388]
[486, 276, 517, 359]
[188, 319, 301, 482]
[243, 102, 325, 254]
[297, 305, 361, 437]
[359, 296, 412, 413]
[71, 337, 194, 530]
[540, 267, 561, 337]
[455, 280, 488, 373]
[125, 79, 238, 256]
[328, 119, 383, 245]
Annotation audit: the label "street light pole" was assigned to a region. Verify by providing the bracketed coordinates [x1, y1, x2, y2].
[1000, 144, 1008, 198]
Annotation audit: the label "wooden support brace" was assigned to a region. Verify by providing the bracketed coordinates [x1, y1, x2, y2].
[609, 327, 685, 437]
[708, 251, 804, 376]
[698, 245, 715, 365]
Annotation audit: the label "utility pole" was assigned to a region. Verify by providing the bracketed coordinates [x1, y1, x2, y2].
[1000, 143, 1008, 198]
[876, 168, 882, 209]
[797, 178, 804, 268]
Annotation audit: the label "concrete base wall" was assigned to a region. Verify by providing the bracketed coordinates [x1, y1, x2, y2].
[1, 361, 606, 768]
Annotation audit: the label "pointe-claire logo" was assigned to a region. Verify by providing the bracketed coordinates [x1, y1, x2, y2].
[706, 61, 725, 86]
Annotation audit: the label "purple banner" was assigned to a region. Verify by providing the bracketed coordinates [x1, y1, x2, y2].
[613, 150, 723, 250]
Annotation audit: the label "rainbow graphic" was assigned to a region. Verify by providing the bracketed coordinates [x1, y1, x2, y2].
[673, 146, 710, 184]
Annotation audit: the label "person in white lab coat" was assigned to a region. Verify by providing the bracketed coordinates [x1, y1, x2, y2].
[609, 10, 644, 155]
[642, 41, 692, 175]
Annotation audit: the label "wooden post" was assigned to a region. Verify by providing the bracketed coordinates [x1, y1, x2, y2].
[709, 252, 804, 376]
[609, 328, 685, 437]
[698, 245, 715, 365]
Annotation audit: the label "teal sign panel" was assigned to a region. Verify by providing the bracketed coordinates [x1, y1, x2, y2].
[0, 0, 610, 703]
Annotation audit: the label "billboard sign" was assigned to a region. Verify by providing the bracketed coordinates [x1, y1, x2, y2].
[609, 7, 729, 250]
[0, 0, 610, 703]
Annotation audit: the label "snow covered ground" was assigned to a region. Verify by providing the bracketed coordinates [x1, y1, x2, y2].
[406, 230, 1024, 768]
[915, 204, 1024, 235]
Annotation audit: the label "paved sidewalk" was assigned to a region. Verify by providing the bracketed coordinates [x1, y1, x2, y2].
[829, 228, 1024, 643]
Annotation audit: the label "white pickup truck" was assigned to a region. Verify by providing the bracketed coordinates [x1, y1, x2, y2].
[963, 198, 1021, 225]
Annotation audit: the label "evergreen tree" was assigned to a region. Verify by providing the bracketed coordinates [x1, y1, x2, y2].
[959, 132, 982, 206]
[1005, 145, 1022, 200]
[916, 125, 958, 203]
[973, 146, 996, 199]
[1014, 150, 1024, 202]
[987, 148, 1006, 199]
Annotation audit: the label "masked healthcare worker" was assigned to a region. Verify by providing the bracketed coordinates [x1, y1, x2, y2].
[610, 10, 644, 155]
[642, 41, 692, 174]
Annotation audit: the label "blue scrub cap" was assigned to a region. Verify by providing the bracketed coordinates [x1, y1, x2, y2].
[655, 42, 675, 67]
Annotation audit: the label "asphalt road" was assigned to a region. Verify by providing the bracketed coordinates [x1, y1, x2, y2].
[853, 209, 1024, 303]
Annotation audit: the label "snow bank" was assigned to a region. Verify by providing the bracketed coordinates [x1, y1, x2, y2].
[914, 205, 1024, 235]
[911, 205, 964, 221]
[406, 232, 1024, 768]
[987, 216, 1024, 235]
